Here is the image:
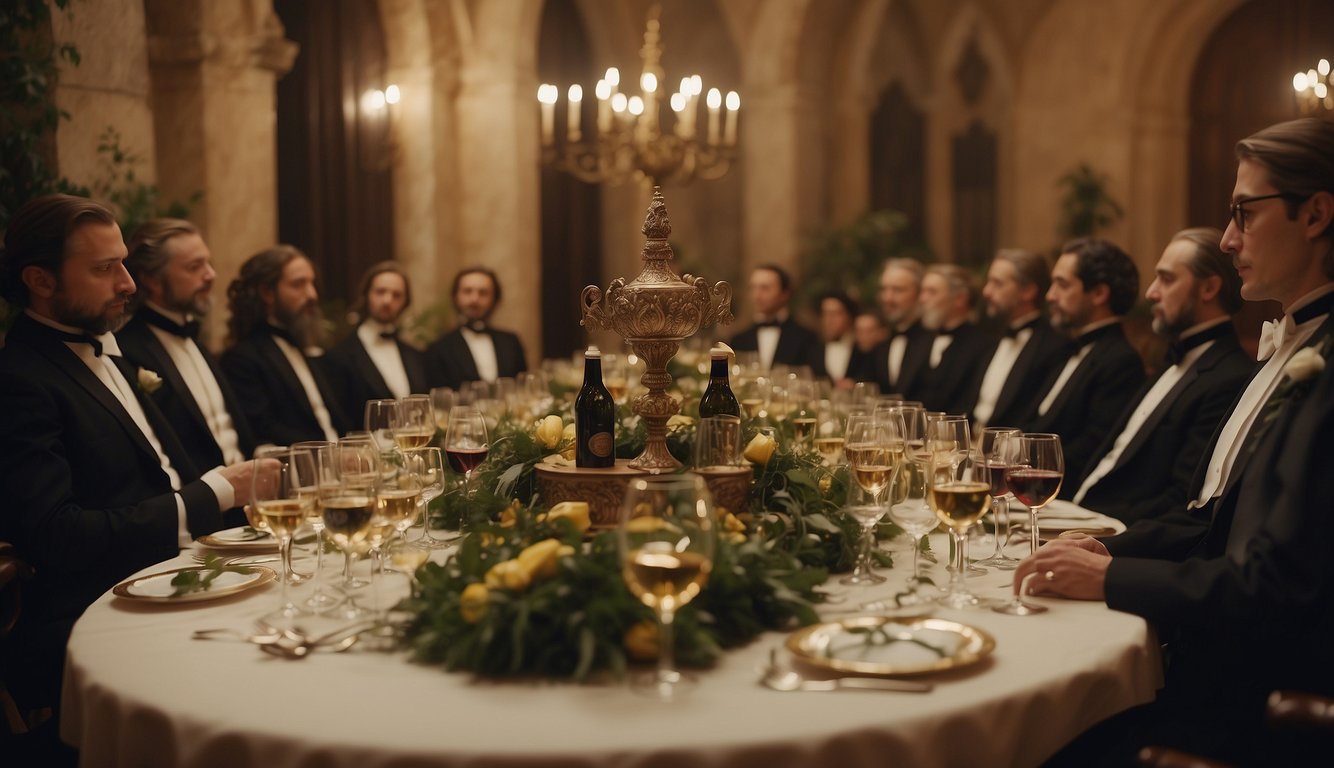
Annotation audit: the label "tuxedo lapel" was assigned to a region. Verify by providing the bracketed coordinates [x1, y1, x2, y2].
[398, 340, 428, 393]
[258, 335, 320, 423]
[1110, 367, 1198, 473]
[136, 323, 212, 432]
[449, 331, 482, 381]
[350, 337, 392, 399]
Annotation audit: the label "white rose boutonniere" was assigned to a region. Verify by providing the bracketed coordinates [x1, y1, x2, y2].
[137, 368, 163, 394]
[1283, 346, 1326, 383]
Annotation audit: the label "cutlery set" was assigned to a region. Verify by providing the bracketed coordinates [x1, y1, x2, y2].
[192, 620, 376, 659]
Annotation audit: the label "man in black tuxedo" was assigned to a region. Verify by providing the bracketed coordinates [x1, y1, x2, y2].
[1017, 118, 1334, 764]
[917, 264, 990, 414]
[1022, 238, 1145, 482]
[0, 195, 265, 713]
[969, 249, 1070, 431]
[220, 246, 350, 445]
[816, 291, 872, 388]
[118, 218, 256, 473]
[871, 258, 933, 399]
[324, 261, 428, 419]
[1068, 227, 1252, 524]
[728, 264, 822, 374]
[426, 267, 528, 390]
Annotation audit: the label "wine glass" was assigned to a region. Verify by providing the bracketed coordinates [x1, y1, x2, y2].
[445, 406, 490, 497]
[292, 441, 338, 611]
[974, 428, 1022, 570]
[404, 446, 453, 547]
[429, 386, 456, 434]
[738, 377, 770, 419]
[1006, 433, 1064, 554]
[395, 394, 435, 450]
[321, 437, 380, 618]
[364, 398, 400, 454]
[812, 406, 846, 466]
[617, 475, 715, 701]
[787, 380, 819, 449]
[251, 446, 304, 619]
[886, 442, 938, 603]
[693, 416, 743, 469]
[928, 449, 991, 609]
[841, 416, 904, 585]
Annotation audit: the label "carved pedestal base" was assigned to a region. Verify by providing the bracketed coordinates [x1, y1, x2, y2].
[691, 466, 753, 515]
[535, 461, 756, 529]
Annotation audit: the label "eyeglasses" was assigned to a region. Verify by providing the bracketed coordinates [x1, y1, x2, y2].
[1228, 192, 1310, 232]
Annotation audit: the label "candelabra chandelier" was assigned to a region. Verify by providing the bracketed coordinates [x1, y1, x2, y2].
[1292, 58, 1332, 113]
[537, 3, 740, 186]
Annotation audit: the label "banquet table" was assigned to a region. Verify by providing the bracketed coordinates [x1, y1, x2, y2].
[60, 534, 1161, 768]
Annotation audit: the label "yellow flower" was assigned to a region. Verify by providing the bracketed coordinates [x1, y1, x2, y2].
[485, 559, 532, 591]
[560, 423, 577, 459]
[535, 415, 565, 449]
[743, 431, 777, 465]
[718, 509, 746, 534]
[460, 582, 489, 623]
[498, 499, 521, 528]
[623, 620, 659, 661]
[541, 501, 591, 533]
[516, 538, 564, 580]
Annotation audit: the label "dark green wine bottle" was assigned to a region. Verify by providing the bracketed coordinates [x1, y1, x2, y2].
[575, 346, 615, 467]
[698, 346, 741, 419]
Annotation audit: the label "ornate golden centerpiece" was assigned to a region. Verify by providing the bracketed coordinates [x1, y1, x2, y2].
[580, 187, 732, 471]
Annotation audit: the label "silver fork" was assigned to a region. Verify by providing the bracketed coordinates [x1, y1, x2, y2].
[191, 553, 281, 567]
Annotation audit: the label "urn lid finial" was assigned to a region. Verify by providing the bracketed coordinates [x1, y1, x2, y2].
[641, 186, 671, 241]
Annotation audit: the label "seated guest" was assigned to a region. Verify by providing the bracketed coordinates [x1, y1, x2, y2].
[426, 267, 527, 390]
[220, 246, 349, 445]
[1068, 227, 1252, 523]
[853, 310, 889, 356]
[969, 249, 1071, 430]
[324, 261, 428, 419]
[118, 218, 256, 474]
[917, 264, 990, 414]
[0, 195, 264, 711]
[1022, 238, 1145, 482]
[817, 290, 873, 388]
[728, 264, 822, 374]
[1017, 118, 1334, 764]
[872, 257, 933, 398]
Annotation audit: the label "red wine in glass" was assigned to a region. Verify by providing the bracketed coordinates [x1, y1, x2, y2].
[1006, 468, 1062, 508]
[446, 447, 489, 474]
[986, 462, 1010, 498]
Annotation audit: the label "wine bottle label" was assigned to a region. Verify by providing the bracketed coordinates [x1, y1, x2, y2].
[588, 432, 614, 458]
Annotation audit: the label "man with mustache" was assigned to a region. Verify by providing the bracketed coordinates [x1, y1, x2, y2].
[0, 195, 267, 722]
[916, 263, 991, 414]
[1065, 228, 1252, 523]
[220, 245, 350, 445]
[426, 266, 527, 390]
[117, 219, 256, 474]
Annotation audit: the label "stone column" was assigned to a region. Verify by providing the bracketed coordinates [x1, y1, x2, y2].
[739, 83, 802, 318]
[144, 0, 297, 350]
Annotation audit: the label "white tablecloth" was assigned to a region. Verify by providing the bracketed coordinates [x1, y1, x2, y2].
[61, 535, 1161, 768]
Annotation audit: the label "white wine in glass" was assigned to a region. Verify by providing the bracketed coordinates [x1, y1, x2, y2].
[395, 394, 435, 449]
[618, 475, 715, 701]
[928, 450, 991, 609]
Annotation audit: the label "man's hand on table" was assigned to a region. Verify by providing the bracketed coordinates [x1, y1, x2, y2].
[1013, 535, 1111, 601]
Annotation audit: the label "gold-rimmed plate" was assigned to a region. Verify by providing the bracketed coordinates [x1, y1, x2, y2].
[111, 565, 276, 603]
[197, 526, 277, 550]
[786, 616, 995, 676]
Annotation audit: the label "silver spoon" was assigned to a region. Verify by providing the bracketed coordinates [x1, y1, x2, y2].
[260, 634, 360, 659]
[759, 649, 933, 693]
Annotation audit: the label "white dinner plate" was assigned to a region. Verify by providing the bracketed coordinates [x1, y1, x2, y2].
[112, 565, 276, 603]
[1013, 501, 1126, 539]
[786, 616, 995, 676]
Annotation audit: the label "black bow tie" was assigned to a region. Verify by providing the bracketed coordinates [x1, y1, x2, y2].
[935, 329, 955, 339]
[57, 329, 104, 356]
[1165, 321, 1231, 366]
[1075, 323, 1119, 348]
[755, 319, 782, 329]
[378, 329, 398, 340]
[1003, 319, 1040, 339]
[141, 308, 200, 339]
[266, 323, 299, 347]
[463, 320, 489, 334]
[1293, 291, 1334, 326]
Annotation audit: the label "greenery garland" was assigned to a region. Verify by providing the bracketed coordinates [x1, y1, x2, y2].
[402, 381, 911, 680]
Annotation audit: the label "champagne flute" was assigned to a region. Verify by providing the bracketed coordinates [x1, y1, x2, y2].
[1006, 433, 1064, 554]
[292, 441, 338, 611]
[395, 394, 435, 449]
[364, 398, 400, 454]
[617, 475, 715, 701]
[405, 446, 453, 547]
[928, 449, 991, 609]
[445, 406, 490, 498]
[841, 417, 904, 585]
[251, 446, 304, 619]
[974, 428, 1022, 570]
[322, 437, 380, 617]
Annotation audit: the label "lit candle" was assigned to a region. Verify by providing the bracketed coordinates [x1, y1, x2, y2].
[724, 91, 740, 145]
[537, 84, 557, 145]
[595, 79, 611, 135]
[567, 84, 583, 143]
[706, 88, 721, 146]
[670, 92, 686, 136]
[605, 67, 620, 96]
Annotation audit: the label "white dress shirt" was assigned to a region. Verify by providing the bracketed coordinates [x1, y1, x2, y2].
[144, 303, 245, 465]
[824, 336, 854, 381]
[1072, 317, 1228, 503]
[28, 311, 233, 546]
[972, 311, 1041, 428]
[461, 326, 500, 383]
[357, 320, 411, 398]
[1036, 317, 1119, 417]
[1192, 284, 1334, 506]
[271, 333, 340, 442]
